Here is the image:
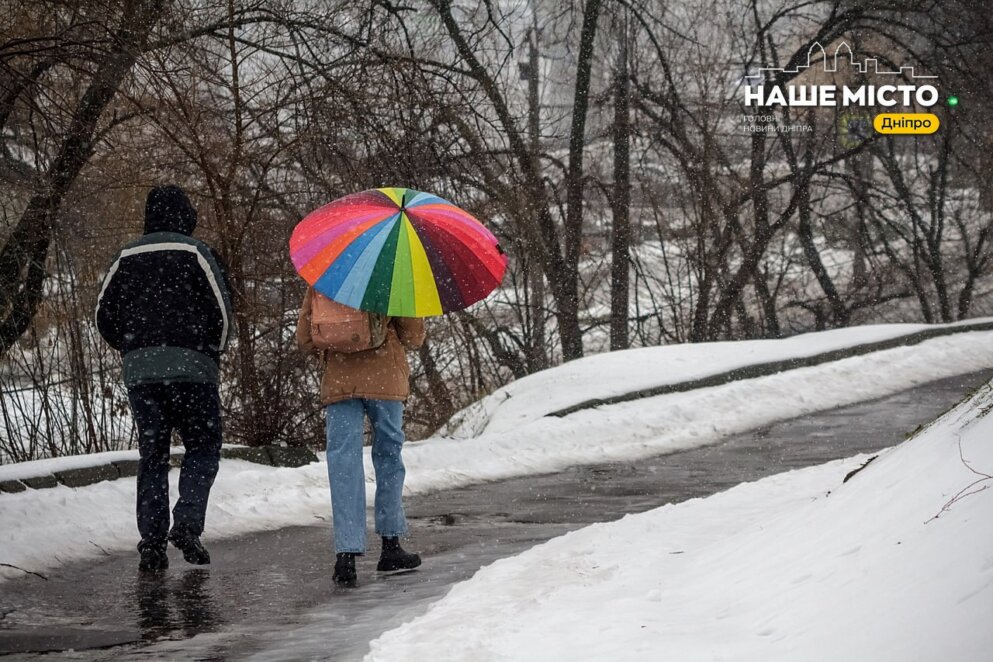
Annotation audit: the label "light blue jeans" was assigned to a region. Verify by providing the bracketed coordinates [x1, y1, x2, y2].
[325, 398, 408, 553]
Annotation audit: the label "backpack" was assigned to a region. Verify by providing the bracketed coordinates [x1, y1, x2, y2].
[310, 290, 388, 353]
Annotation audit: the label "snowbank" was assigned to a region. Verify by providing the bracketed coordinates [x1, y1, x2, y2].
[366, 381, 993, 662]
[441, 319, 993, 437]
[0, 448, 167, 483]
[3, 329, 993, 582]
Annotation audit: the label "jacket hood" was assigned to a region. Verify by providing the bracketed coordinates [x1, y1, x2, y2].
[144, 185, 197, 235]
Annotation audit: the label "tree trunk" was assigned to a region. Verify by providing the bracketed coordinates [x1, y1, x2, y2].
[609, 9, 631, 351]
[0, 0, 167, 356]
[419, 341, 456, 430]
[525, 21, 548, 372]
[560, 0, 603, 361]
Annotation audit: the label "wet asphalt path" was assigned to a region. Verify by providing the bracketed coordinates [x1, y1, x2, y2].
[1, 370, 990, 660]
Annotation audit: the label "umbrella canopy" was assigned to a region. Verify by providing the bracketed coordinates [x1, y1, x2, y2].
[290, 187, 507, 317]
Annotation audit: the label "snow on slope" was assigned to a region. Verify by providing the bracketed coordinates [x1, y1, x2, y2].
[441, 320, 993, 438]
[366, 382, 993, 662]
[3, 329, 993, 582]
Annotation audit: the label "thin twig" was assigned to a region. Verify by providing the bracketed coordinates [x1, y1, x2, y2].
[926, 434, 993, 523]
[0, 563, 48, 580]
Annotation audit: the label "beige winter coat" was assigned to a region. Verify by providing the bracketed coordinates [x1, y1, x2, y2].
[295, 288, 425, 404]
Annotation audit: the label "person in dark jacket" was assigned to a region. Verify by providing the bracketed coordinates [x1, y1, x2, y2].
[96, 185, 234, 572]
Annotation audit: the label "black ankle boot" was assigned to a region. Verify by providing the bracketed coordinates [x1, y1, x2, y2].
[377, 537, 421, 572]
[168, 527, 210, 565]
[138, 539, 168, 572]
[333, 552, 357, 587]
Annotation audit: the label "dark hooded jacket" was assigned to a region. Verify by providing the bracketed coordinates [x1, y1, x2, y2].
[96, 186, 234, 386]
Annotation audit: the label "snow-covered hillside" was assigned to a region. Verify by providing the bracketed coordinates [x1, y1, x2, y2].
[441, 320, 993, 437]
[367, 379, 993, 662]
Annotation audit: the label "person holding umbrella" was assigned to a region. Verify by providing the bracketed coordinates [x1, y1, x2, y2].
[295, 289, 425, 587]
[291, 187, 507, 587]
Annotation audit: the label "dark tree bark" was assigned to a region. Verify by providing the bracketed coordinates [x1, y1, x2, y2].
[418, 341, 456, 431]
[525, 21, 548, 372]
[0, 0, 168, 356]
[609, 10, 631, 351]
[793, 121, 849, 326]
[560, 0, 603, 360]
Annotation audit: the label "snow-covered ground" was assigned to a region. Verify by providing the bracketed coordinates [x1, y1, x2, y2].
[1, 444, 239, 482]
[0, 449, 157, 483]
[441, 319, 993, 437]
[365, 374, 993, 662]
[2, 326, 993, 583]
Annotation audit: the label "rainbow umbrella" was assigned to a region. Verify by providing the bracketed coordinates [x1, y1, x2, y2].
[289, 187, 507, 317]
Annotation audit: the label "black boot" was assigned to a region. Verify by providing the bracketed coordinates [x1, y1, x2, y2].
[168, 526, 210, 565]
[333, 552, 357, 587]
[377, 537, 421, 572]
[138, 539, 169, 572]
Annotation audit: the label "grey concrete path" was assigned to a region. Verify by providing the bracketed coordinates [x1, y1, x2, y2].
[1, 370, 989, 661]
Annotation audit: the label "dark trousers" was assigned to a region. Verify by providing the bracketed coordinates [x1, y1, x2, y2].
[128, 382, 222, 548]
